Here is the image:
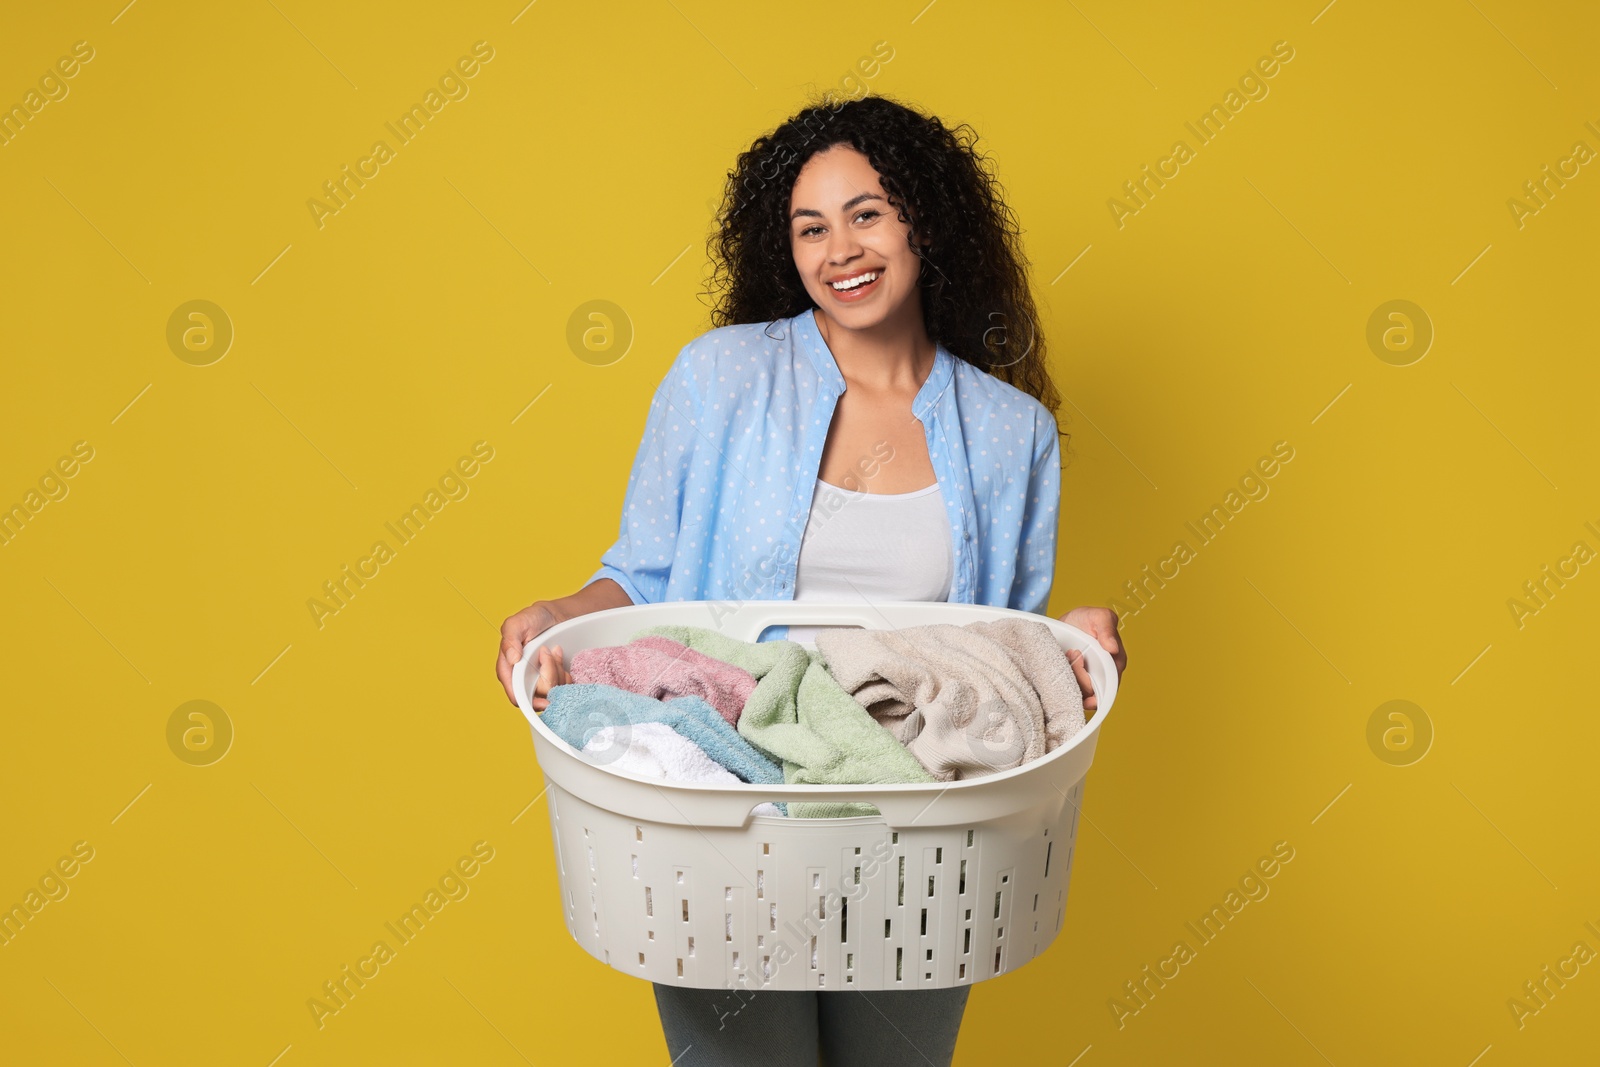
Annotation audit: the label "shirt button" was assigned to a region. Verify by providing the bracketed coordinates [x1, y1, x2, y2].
[965, 533, 973, 542]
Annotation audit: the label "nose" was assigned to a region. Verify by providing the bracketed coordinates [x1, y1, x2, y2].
[826, 224, 862, 263]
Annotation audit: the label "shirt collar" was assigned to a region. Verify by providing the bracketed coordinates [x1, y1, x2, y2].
[792, 307, 955, 421]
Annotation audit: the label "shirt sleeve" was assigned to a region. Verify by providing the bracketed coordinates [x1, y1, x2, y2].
[582, 340, 704, 605]
[1008, 405, 1061, 615]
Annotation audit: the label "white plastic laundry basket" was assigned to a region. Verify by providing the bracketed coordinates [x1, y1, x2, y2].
[511, 600, 1118, 992]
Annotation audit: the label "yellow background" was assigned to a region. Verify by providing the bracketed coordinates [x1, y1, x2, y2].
[3, 0, 1597, 1063]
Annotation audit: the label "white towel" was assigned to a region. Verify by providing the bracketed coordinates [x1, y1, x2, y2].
[581, 722, 784, 817]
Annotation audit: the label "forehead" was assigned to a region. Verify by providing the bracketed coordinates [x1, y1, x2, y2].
[788, 145, 885, 206]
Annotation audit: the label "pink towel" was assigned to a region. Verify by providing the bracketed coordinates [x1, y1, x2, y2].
[570, 635, 757, 726]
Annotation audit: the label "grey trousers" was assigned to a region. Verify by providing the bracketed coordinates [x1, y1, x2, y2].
[652, 981, 970, 1066]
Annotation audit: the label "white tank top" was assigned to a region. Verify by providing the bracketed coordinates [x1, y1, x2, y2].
[785, 476, 954, 644]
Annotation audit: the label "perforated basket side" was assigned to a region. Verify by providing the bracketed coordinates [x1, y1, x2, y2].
[541, 771, 1090, 991]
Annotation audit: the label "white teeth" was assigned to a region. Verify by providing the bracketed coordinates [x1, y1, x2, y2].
[831, 271, 879, 291]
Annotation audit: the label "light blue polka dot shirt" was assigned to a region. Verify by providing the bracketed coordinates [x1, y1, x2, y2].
[585, 307, 1062, 641]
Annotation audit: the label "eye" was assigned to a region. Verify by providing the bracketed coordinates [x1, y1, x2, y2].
[797, 208, 881, 239]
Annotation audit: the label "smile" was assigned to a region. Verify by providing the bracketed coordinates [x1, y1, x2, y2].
[828, 269, 882, 300]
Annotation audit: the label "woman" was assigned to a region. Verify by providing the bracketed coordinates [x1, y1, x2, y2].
[496, 93, 1127, 1066]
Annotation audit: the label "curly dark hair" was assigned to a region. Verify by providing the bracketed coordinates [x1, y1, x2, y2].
[701, 92, 1066, 449]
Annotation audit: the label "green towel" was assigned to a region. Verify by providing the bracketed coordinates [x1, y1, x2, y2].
[630, 624, 937, 818]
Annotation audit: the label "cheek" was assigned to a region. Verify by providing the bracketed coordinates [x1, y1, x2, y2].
[792, 246, 823, 285]
[884, 239, 920, 280]
[884, 228, 919, 263]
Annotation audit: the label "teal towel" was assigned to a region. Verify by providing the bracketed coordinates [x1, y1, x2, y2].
[541, 683, 785, 788]
[630, 624, 937, 818]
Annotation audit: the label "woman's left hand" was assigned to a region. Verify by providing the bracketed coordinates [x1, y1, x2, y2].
[1058, 606, 1127, 712]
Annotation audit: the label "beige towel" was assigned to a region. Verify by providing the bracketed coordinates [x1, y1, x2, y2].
[814, 618, 1086, 782]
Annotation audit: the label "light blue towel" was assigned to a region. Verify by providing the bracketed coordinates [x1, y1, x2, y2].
[541, 683, 785, 788]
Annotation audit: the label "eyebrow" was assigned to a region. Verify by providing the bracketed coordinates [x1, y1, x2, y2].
[790, 192, 884, 222]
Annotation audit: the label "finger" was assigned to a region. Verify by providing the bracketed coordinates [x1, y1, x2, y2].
[534, 648, 552, 697]
[540, 648, 558, 696]
[1077, 680, 1097, 708]
[499, 643, 525, 692]
[505, 665, 526, 707]
[500, 648, 516, 701]
[1091, 621, 1127, 675]
[1067, 650, 1096, 710]
[497, 658, 517, 705]
[527, 648, 542, 699]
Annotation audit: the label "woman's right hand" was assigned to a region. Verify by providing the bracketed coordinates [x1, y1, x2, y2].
[497, 601, 566, 708]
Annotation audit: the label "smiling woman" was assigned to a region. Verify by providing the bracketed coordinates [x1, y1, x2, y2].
[496, 92, 1129, 1067]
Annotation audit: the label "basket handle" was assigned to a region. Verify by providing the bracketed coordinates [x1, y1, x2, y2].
[713, 601, 958, 643]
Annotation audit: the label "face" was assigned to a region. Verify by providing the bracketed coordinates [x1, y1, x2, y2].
[787, 144, 930, 335]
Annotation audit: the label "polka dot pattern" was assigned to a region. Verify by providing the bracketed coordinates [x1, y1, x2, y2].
[584, 309, 1062, 635]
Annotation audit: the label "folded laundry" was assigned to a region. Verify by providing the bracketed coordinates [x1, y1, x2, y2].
[580, 722, 785, 816]
[629, 624, 937, 819]
[570, 634, 757, 726]
[814, 618, 1085, 782]
[541, 683, 785, 786]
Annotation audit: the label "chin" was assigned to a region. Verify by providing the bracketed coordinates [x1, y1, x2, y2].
[821, 307, 885, 332]
[812, 292, 904, 329]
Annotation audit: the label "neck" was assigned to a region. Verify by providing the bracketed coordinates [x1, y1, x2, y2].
[812, 302, 934, 394]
